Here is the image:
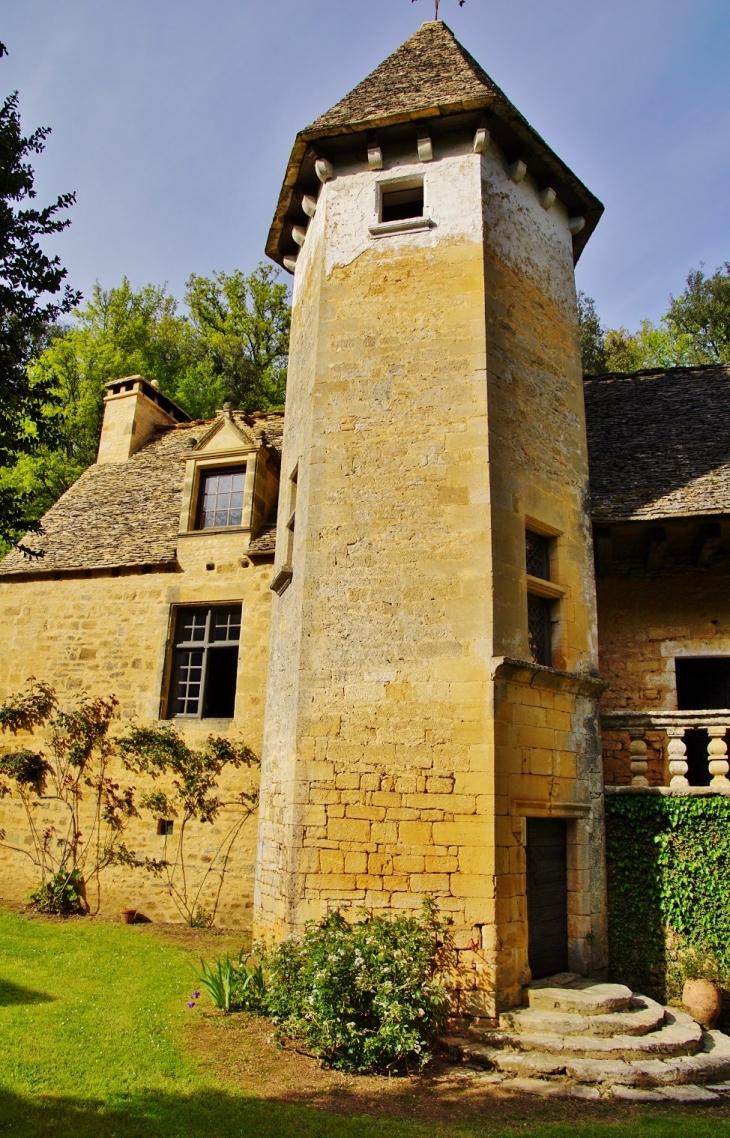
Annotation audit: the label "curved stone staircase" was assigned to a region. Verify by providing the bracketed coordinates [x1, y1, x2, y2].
[445, 973, 730, 1102]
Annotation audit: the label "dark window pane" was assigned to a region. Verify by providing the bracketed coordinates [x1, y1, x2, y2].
[199, 468, 246, 529]
[212, 607, 242, 642]
[528, 595, 552, 667]
[172, 648, 204, 715]
[382, 186, 423, 222]
[177, 609, 207, 643]
[526, 531, 550, 580]
[205, 647, 239, 717]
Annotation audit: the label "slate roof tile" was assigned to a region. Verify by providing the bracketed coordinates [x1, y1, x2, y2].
[584, 364, 730, 523]
[0, 411, 284, 577]
[305, 21, 501, 133]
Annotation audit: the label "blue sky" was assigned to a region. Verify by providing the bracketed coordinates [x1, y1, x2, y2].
[3, 0, 728, 330]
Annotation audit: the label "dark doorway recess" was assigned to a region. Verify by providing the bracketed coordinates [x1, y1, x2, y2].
[526, 818, 569, 980]
[676, 657, 730, 710]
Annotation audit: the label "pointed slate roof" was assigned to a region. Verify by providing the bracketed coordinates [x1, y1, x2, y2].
[306, 21, 500, 133]
[266, 22, 602, 267]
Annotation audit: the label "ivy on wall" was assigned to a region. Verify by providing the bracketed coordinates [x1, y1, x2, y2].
[605, 795, 730, 999]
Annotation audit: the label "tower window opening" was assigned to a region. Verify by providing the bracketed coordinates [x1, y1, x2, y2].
[381, 185, 424, 223]
[528, 593, 553, 667]
[526, 531, 550, 580]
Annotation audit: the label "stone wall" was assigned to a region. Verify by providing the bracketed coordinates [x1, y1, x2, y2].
[0, 535, 272, 926]
[597, 565, 730, 786]
[598, 567, 730, 713]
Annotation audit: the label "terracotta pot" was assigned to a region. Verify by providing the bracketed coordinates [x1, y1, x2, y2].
[120, 908, 137, 925]
[682, 978, 721, 1029]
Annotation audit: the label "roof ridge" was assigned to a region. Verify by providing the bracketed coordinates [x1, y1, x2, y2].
[584, 362, 730, 383]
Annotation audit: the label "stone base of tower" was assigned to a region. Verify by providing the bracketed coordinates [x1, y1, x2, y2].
[253, 660, 607, 1015]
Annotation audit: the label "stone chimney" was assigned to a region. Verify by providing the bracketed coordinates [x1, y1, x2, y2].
[97, 375, 191, 464]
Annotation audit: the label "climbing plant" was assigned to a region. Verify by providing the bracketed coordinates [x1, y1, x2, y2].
[605, 795, 730, 999]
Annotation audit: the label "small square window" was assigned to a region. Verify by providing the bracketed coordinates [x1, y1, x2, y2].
[197, 467, 246, 529]
[157, 819, 174, 836]
[381, 185, 424, 223]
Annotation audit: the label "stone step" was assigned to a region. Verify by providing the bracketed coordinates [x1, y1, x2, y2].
[528, 978, 633, 1017]
[471, 1008, 703, 1061]
[499, 995, 665, 1038]
[446, 1029, 730, 1088]
[498, 1077, 719, 1102]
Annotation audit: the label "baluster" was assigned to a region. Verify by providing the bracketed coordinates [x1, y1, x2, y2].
[707, 726, 730, 790]
[667, 728, 689, 789]
[629, 729, 649, 786]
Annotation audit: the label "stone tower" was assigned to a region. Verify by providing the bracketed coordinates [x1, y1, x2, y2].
[255, 21, 606, 1015]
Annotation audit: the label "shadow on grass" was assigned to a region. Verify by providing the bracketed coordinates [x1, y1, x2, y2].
[0, 978, 54, 1005]
[0, 1086, 420, 1138]
[1, 1085, 730, 1138]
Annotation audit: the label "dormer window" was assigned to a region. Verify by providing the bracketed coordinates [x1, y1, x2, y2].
[197, 467, 246, 529]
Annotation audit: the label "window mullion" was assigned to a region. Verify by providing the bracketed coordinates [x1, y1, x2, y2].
[197, 608, 213, 720]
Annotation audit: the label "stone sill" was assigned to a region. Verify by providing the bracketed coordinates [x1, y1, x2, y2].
[493, 657, 606, 699]
[602, 709, 730, 731]
[368, 217, 436, 238]
[178, 526, 251, 539]
[605, 784, 730, 797]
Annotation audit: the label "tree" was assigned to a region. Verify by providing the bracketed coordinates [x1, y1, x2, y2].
[577, 292, 608, 375]
[185, 264, 291, 412]
[0, 265, 291, 553]
[666, 263, 730, 364]
[7, 279, 203, 516]
[0, 42, 80, 545]
[578, 262, 730, 376]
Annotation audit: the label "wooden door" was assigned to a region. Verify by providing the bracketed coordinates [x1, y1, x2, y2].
[526, 818, 569, 980]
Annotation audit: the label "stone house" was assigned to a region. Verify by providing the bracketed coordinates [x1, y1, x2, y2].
[1, 22, 729, 1017]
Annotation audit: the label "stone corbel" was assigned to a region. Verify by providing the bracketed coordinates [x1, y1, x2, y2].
[367, 133, 383, 171]
[270, 564, 293, 596]
[417, 130, 433, 162]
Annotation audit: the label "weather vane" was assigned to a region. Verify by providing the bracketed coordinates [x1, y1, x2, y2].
[412, 0, 464, 19]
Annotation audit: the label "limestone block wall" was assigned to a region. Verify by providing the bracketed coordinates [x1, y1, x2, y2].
[598, 568, 730, 713]
[0, 537, 272, 925]
[598, 565, 730, 785]
[256, 146, 495, 969]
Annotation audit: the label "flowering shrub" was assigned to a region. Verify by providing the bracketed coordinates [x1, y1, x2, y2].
[196, 900, 450, 1073]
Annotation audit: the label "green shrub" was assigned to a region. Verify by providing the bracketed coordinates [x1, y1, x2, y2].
[29, 869, 84, 915]
[605, 795, 730, 999]
[197, 901, 450, 1073]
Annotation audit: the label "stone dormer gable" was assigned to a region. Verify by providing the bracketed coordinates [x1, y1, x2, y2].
[178, 406, 280, 540]
[191, 406, 259, 456]
[266, 20, 603, 268]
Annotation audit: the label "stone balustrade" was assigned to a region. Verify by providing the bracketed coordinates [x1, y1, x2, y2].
[601, 710, 730, 793]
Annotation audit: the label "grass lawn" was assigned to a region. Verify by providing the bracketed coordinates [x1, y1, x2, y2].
[1, 907, 730, 1138]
